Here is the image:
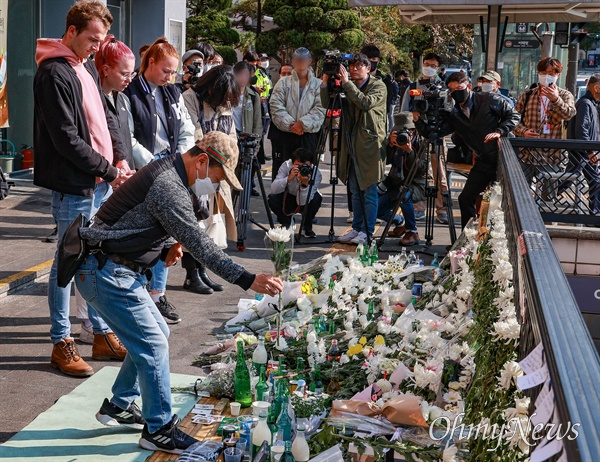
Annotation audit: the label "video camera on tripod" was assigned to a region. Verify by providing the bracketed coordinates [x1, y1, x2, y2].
[410, 82, 454, 139]
[322, 50, 353, 93]
[238, 132, 260, 150]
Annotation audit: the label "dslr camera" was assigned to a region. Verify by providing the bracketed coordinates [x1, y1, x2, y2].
[185, 61, 203, 86]
[394, 130, 411, 146]
[298, 162, 313, 177]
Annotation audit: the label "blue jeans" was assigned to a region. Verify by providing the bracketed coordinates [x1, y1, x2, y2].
[48, 182, 112, 343]
[76, 254, 172, 433]
[148, 259, 168, 293]
[378, 189, 418, 233]
[348, 165, 378, 237]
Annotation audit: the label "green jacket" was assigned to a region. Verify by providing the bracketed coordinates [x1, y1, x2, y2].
[240, 86, 263, 137]
[321, 76, 387, 190]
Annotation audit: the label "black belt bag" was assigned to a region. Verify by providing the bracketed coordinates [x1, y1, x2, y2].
[57, 213, 90, 288]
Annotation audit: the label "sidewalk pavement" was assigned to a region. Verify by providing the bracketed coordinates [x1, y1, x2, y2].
[0, 160, 461, 444]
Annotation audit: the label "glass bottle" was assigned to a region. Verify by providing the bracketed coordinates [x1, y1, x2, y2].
[252, 409, 272, 458]
[319, 315, 327, 332]
[292, 424, 310, 461]
[367, 301, 375, 321]
[360, 242, 370, 265]
[271, 376, 288, 425]
[295, 357, 306, 382]
[398, 247, 408, 267]
[255, 365, 270, 402]
[275, 395, 292, 444]
[369, 242, 379, 265]
[431, 252, 440, 267]
[311, 365, 324, 395]
[234, 340, 252, 408]
[328, 319, 335, 335]
[313, 315, 321, 335]
[327, 339, 341, 362]
[252, 336, 268, 375]
[281, 441, 296, 462]
[278, 354, 286, 375]
[408, 250, 417, 266]
[356, 239, 364, 260]
[327, 364, 341, 395]
[328, 277, 335, 290]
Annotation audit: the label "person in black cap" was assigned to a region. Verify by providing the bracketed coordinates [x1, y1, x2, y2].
[175, 49, 204, 92]
[269, 47, 326, 180]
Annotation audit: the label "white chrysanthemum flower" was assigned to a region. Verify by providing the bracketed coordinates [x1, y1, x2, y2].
[493, 318, 520, 343]
[443, 390, 462, 404]
[275, 336, 288, 351]
[296, 295, 312, 311]
[376, 379, 393, 393]
[496, 360, 524, 391]
[339, 354, 350, 365]
[359, 315, 370, 328]
[266, 226, 292, 242]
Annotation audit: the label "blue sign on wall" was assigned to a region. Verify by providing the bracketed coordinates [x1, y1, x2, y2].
[567, 276, 600, 313]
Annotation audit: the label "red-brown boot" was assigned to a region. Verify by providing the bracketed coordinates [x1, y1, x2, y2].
[92, 333, 127, 361]
[400, 231, 420, 246]
[51, 338, 94, 377]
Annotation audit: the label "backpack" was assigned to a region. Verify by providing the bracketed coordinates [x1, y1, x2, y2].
[0, 165, 12, 200]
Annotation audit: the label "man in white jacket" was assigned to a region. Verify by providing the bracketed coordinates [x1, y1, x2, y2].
[269, 48, 326, 180]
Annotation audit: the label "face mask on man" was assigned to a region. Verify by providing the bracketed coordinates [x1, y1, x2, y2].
[204, 63, 214, 73]
[451, 88, 470, 104]
[260, 60, 269, 69]
[481, 82, 495, 93]
[539, 74, 558, 87]
[191, 161, 217, 197]
[370, 60, 379, 72]
[422, 66, 438, 78]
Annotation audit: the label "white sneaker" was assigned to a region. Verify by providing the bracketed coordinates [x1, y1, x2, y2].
[79, 322, 94, 344]
[346, 212, 354, 223]
[350, 231, 368, 245]
[339, 229, 359, 243]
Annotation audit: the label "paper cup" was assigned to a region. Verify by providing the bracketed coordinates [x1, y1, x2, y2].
[230, 402, 241, 417]
[252, 400, 271, 416]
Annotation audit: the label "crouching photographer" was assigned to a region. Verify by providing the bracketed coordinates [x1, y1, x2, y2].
[269, 148, 323, 238]
[417, 72, 520, 229]
[377, 113, 427, 246]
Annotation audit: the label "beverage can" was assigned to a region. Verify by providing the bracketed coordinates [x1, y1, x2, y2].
[221, 425, 236, 440]
[412, 283, 423, 298]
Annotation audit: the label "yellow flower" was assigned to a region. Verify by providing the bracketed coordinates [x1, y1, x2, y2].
[347, 344, 363, 357]
[359, 336, 368, 346]
[374, 335, 385, 346]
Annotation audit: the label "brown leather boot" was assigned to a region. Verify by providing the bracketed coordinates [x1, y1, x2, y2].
[92, 333, 127, 361]
[51, 338, 94, 377]
[387, 225, 406, 238]
[400, 231, 420, 246]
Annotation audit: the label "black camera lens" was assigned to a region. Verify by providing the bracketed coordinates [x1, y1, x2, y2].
[298, 163, 313, 177]
[396, 131, 410, 145]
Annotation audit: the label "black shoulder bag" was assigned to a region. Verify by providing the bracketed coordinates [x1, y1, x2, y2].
[57, 213, 90, 288]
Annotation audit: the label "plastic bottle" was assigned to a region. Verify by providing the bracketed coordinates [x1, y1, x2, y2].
[295, 379, 306, 397]
[431, 252, 440, 267]
[327, 339, 341, 362]
[326, 365, 341, 395]
[292, 424, 310, 461]
[408, 250, 417, 266]
[252, 336, 268, 375]
[356, 239, 365, 260]
[398, 247, 408, 267]
[234, 340, 252, 408]
[252, 410, 272, 458]
[255, 292, 265, 301]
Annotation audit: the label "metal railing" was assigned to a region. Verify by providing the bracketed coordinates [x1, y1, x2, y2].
[499, 138, 600, 461]
[509, 138, 600, 226]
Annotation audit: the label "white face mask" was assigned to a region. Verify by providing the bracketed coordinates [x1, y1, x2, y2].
[260, 60, 269, 69]
[203, 63, 214, 73]
[191, 162, 216, 197]
[422, 66, 437, 78]
[539, 74, 558, 87]
[481, 82, 495, 93]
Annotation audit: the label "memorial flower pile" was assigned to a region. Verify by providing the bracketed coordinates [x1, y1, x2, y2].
[191, 184, 529, 462]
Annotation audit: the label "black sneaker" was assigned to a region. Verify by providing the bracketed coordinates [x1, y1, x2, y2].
[45, 226, 58, 243]
[303, 229, 317, 238]
[155, 295, 182, 324]
[96, 398, 145, 430]
[139, 414, 199, 454]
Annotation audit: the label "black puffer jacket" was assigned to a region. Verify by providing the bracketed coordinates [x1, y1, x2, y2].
[417, 91, 520, 166]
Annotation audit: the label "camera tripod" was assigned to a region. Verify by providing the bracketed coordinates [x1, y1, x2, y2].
[235, 134, 274, 251]
[377, 135, 457, 248]
[295, 86, 370, 246]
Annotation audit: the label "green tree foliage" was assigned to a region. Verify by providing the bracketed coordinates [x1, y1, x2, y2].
[214, 45, 238, 65]
[187, 0, 240, 49]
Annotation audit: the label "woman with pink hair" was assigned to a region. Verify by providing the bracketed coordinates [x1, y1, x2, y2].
[95, 34, 136, 169]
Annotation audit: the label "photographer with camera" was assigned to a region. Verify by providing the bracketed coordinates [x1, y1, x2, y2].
[321, 53, 387, 244]
[398, 53, 449, 225]
[175, 49, 204, 92]
[418, 72, 520, 229]
[378, 113, 427, 246]
[269, 148, 323, 238]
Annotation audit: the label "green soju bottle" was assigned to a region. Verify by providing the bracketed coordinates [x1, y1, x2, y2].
[255, 365, 269, 402]
[234, 340, 252, 408]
